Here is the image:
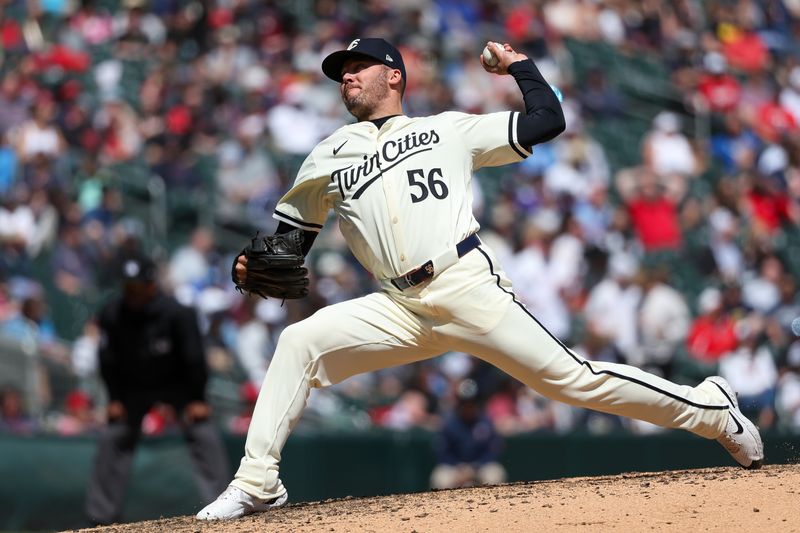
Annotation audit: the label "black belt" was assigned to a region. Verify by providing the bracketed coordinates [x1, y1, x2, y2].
[390, 234, 481, 291]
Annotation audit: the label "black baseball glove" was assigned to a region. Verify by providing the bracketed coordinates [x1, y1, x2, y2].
[231, 229, 309, 300]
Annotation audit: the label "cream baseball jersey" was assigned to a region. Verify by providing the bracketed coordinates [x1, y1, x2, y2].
[273, 111, 532, 281]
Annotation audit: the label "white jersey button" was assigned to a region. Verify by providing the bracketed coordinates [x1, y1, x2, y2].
[400, 254, 406, 261]
[392, 217, 398, 224]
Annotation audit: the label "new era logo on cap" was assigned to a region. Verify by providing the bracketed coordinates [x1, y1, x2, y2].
[321, 38, 406, 83]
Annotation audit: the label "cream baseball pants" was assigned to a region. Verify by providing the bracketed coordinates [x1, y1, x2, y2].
[232, 244, 729, 499]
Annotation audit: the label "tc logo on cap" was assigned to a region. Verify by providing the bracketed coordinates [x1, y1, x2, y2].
[347, 39, 360, 50]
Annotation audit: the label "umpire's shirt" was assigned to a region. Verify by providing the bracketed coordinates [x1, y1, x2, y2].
[98, 291, 208, 411]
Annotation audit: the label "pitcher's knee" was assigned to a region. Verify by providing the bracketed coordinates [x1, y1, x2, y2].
[272, 319, 331, 374]
[276, 320, 321, 355]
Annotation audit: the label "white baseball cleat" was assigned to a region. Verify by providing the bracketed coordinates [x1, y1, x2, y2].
[704, 376, 764, 469]
[195, 485, 288, 520]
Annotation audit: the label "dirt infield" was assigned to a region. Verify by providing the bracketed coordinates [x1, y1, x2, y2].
[71, 464, 800, 533]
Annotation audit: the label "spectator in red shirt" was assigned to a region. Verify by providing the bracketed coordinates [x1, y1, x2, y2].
[229, 382, 259, 435]
[687, 287, 739, 363]
[754, 91, 798, 143]
[33, 45, 90, 73]
[744, 173, 798, 236]
[0, 10, 24, 52]
[622, 169, 682, 251]
[696, 52, 742, 114]
[721, 25, 769, 73]
[54, 390, 100, 436]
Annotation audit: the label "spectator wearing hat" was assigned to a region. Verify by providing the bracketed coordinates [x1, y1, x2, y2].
[753, 87, 798, 143]
[430, 379, 506, 490]
[85, 253, 228, 526]
[708, 208, 745, 281]
[53, 390, 100, 436]
[685, 287, 738, 370]
[510, 209, 572, 339]
[718, 316, 778, 428]
[583, 252, 642, 365]
[620, 168, 683, 251]
[642, 112, 697, 181]
[696, 52, 742, 114]
[743, 172, 798, 238]
[720, 18, 769, 74]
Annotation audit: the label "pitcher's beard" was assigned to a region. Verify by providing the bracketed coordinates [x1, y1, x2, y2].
[342, 73, 390, 120]
[343, 93, 369, 118]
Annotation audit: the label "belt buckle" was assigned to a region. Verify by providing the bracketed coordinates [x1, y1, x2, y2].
[394, 260, 435, 290]
[406, 261, 434, 288]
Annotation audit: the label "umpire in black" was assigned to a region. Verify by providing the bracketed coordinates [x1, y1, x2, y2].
[85, 253, 229, 525]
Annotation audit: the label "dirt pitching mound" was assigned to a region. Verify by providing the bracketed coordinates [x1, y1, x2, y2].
[70, 464, 800, 533]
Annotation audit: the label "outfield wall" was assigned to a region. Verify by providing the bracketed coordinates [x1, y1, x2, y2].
[1, 431, 797, 531]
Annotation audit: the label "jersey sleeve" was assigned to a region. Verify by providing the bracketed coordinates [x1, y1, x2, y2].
[445, 111, 532, 170]
[273, 152, 331, 232]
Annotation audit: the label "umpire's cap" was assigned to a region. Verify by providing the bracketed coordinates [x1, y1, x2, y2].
[322, 38, 406, 83]
[119, 253, 157, 283]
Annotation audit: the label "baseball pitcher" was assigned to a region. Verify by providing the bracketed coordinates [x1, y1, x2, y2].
[197, 38, 763, 520]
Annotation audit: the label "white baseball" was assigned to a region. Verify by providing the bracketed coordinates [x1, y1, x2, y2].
[482, 43, 499, 67]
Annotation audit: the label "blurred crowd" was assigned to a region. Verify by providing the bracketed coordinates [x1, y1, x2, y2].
[1, 0, 800, 443]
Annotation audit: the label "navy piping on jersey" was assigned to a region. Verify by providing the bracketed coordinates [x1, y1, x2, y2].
[273, 210, 323, 232]
[507, 112, 531, 160]
[473, 246, 729, 412]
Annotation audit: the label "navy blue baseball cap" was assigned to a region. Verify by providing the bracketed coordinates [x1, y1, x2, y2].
[322, 38, 406, 83]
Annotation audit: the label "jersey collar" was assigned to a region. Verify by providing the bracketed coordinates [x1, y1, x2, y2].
[369, 114, 402, 129]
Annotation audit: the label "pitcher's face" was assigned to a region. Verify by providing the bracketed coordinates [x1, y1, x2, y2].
[340, 58, 391, 119]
